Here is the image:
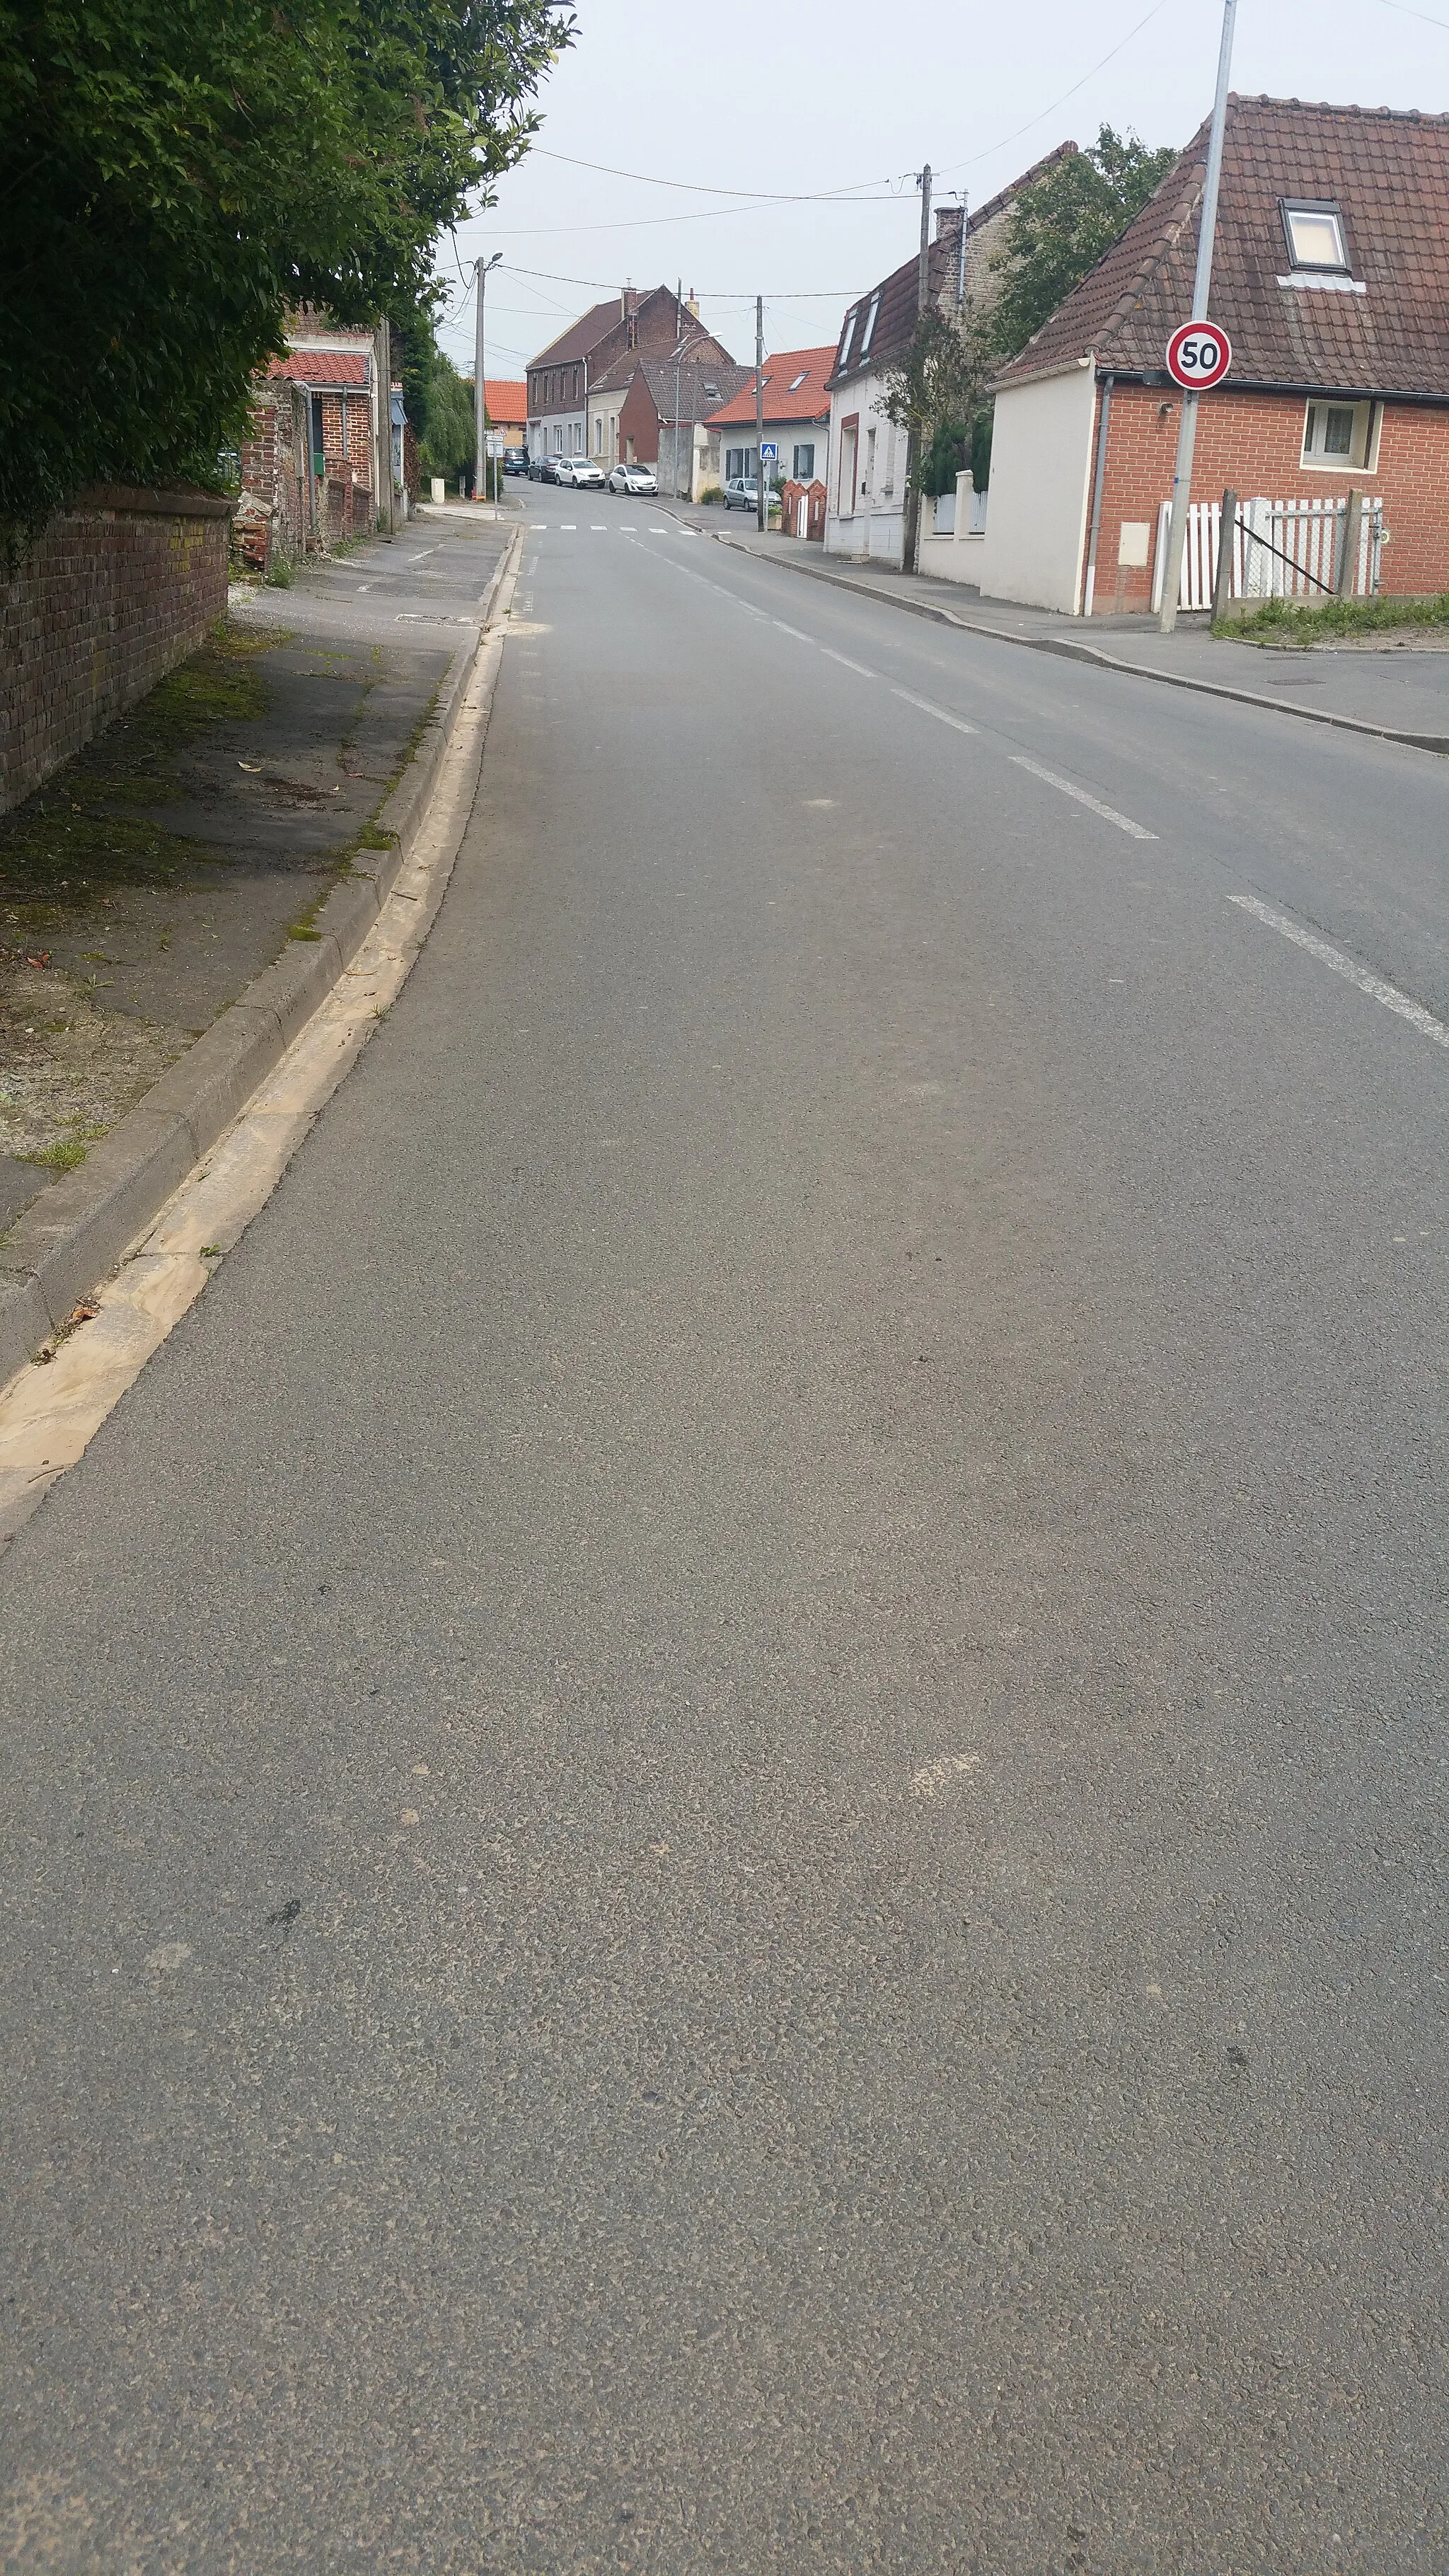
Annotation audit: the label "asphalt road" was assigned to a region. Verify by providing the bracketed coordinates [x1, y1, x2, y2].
[2, 490, 1445, 2572]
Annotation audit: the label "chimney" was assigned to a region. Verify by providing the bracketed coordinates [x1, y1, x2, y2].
[686, 287, 699, 318]
[935, 204, 964, 244]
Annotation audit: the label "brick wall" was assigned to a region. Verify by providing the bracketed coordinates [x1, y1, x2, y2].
[1089, 382, 1449, 613]
[0, 485, 233, 815]
[238, 381, 374, 570]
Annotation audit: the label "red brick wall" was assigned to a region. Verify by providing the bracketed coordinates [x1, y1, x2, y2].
[0, 486, 233, 814]
[1087, 382, 1449, 612]
[618, 373, 660, 465]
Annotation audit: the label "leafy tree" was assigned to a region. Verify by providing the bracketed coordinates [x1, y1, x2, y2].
[391, 303, 478, 486]
[989, 124, 1178, 359]
[879, 308, 992, 486]
[0, 0, 571, 532]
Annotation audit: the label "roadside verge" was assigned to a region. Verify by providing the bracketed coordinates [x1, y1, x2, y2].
[0, 532, 520, 1390]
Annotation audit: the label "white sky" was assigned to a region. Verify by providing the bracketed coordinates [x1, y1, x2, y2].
[435, 0, 1449, 387]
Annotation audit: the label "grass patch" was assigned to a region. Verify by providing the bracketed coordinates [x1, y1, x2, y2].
[1219, 591, 1449, 645]
[0, 624, 277, 919]
[22, 1122, 108, 1171]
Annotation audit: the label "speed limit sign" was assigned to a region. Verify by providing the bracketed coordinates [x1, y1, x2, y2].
[1165, 320, 1232, 390]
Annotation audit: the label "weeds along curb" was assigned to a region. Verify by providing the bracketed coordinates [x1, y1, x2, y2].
[705, 527, 1449, 761]
[0, 531, 519, 1387]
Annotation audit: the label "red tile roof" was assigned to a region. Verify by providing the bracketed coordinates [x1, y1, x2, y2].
[705, 347, 836, 427]
[994, 96, 1449, 400]
[268, 350, 370, 386]
[483, 380, 526, 422]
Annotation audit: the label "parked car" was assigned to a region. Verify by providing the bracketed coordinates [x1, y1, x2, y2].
[503, 448, 529, 475]
[530, 455, 559, 482]
[565, 458, 607, 490]
[722, 476, 759, 511]
[608, 462, 657, 496]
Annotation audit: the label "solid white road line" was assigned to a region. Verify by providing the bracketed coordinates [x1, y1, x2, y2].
[892, 686, 978, 737]
[1009, 755, 1157, 840]
[821, 647, 877, 678]
[1228, 894, 1449, 1050]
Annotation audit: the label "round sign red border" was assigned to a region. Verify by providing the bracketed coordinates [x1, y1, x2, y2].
[1165, 320, 1232, 391]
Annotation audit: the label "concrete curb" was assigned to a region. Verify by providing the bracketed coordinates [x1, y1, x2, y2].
[0, 531, 520, 1387]
[703, 526, 1449, 761]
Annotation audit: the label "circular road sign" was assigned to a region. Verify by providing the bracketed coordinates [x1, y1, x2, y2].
[1165, 320, 1232, 391]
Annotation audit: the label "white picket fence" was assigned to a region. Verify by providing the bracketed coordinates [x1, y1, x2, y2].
[1151, 494, 1384, 611]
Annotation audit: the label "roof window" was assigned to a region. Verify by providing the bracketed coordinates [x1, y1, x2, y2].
[788, 369, 809, 391]
[858, 293, 882, 357]
[838, 309, 858, 366]
[1281, 200, 1348, 272]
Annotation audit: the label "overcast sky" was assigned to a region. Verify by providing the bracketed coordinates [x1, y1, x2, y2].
[435, 0, 1449, 386]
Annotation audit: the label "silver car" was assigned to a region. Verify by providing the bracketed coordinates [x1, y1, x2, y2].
[561, 457, 606, 490]
[608, 462, 657, 495]
[722, 476, 759, 511]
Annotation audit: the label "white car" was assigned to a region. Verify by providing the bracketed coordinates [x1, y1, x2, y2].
[608, 462, 657, 495]
[722, 476, 759, 511]
[559, 457, 606, 490]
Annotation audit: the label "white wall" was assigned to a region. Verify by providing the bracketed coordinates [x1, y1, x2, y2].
[975, 364, 1097, 615]
[824, 369, 906, 564]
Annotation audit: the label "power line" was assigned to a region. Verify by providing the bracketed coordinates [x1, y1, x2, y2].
[532, 144, 911, 202]
[486, 192, 901, 238]
[934, 0, 1174, 176]
[1376, 0, 1449, 26]
[502, 261, 870, 299]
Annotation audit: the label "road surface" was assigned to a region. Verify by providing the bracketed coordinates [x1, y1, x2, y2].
[2, 492, 1445, 2572]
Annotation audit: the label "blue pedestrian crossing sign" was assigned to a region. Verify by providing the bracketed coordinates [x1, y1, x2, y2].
[761, 443, 778, 461]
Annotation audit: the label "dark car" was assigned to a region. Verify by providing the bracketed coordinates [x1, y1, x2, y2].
[530, 456, 559, 483]
[503, 448, 529, 475]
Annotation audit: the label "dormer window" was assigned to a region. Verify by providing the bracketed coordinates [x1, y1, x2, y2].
[838, 309, 859, 367]
[858, 293, 882, 357]
[1281, 200, 1348, 272]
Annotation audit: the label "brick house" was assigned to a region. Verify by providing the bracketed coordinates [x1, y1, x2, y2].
[704, 347, 834, 533]
[238, 329, 381, 570]
[614, 357, 754, 497]
[528, 287, 734, 466]
[981, 96, 1449, 616]
[824, 146, 1076, 565]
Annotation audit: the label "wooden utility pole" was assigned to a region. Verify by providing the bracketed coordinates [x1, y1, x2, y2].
[755, 295, 766, 534]
[903, 162, 931, 577]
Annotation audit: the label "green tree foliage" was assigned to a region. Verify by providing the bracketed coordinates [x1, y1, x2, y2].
[391, 304, 478, 485]
[878, 308, 992, 486]
[989, 125, 1178, 359]
[0, 0, 571, 531]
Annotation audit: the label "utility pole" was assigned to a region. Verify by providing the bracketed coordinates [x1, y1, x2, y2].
[903, 161, 931, 577]
[755, 295, 766, 534]
[379, 316, 396, 537]
[1158, 0, 1237, 633]
[474, 252, 502, 504]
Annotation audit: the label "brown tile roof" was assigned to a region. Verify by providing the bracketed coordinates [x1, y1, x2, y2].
[528, 295, 634, 373]
[993, 95, 1449, 400]
[828, 144, 1078, 392]
[589, 327, 735, 397]
[634, 358, 754, 426]
[269, 350, 370, 386]
[705, 347, 836, 427]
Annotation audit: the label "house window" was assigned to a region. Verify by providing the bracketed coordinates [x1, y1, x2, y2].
[309, 391, 324, 473]
[594, 417, 603, 453]
[859, 294, 881, 358]
[792, 441, 815, 481]
[340, 394, 348, 458]
[726, 446, 757, 482]
[1281, 200, 1348, 272]
[865, 424, 876, 492]
[1301, 396, 1378, 470]
[838, 309, 858, 369]
[789, 371, 809, 393]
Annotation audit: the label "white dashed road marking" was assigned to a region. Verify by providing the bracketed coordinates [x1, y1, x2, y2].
[892, 686, 977, 737]
[1228, 895, 1449, 1049]
[1009, 755, 1157, 840]
[773, 621, 811, 640]
[820, 648, 877, 678]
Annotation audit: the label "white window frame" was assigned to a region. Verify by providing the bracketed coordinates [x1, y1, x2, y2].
[858, 293, 881, 359]
[1300, 395, 1379, 472]
[792, 441, 815, 482]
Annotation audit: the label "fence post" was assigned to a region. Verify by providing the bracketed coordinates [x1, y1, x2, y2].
[1212, 490, 1237, 623]
[1336, 488, 1362, 597]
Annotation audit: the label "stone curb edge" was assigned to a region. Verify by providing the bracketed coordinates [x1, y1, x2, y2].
[702, 526, 1449, 761]
[0, 531, 520, 1388]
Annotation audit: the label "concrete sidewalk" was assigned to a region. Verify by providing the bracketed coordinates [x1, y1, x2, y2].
[672, 505, 1449, 751]
[0, 514, 513, 1379]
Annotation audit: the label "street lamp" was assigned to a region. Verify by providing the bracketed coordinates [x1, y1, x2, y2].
[475, 252, 502, 503]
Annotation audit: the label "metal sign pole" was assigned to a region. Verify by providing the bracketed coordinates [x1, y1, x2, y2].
[1158, 0, 1237, 633]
